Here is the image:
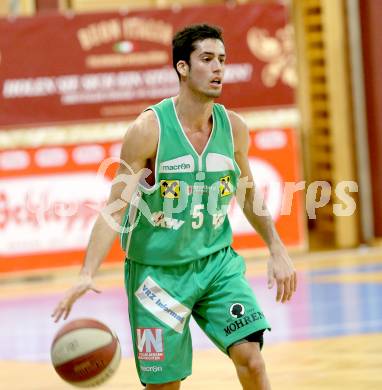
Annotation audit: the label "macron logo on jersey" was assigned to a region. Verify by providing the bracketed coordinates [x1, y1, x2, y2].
[162, 163, 191, 172]
[159, 155, 194, 173]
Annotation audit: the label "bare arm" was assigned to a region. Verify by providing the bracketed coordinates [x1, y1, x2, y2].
[52, 110, 158, 321]
[229, 110, 297, 303]
[80, 111, 158, 278]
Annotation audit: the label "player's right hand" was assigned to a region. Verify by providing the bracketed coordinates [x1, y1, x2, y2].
[51, 274, 101, 323]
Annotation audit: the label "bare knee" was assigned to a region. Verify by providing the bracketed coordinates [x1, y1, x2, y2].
[245, 355, 266, 377]
[230, 342, 267, 379]
[146, 381, 181, 390]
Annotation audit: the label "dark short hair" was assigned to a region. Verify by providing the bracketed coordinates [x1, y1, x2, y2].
[172, 24, 224, 79]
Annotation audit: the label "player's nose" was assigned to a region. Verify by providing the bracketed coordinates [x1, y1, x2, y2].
[211, 58, 223, 72]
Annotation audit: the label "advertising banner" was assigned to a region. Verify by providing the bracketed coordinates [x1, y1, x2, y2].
[231, 127, 304, 249]
[0, 3, 295, 128]
[360, 1, 382, 236]
[0, 142, 123, 272]
[0, 128, 304, 273]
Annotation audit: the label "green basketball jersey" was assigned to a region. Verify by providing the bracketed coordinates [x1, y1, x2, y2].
[120, 97, 241, 266]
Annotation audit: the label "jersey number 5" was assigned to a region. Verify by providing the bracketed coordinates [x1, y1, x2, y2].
[192, 204, 204, 229]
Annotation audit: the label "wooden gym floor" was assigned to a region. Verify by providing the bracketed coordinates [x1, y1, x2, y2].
[1, 247, 382, 389]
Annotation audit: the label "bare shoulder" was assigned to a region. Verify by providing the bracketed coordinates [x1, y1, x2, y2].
[227, 110, 249, 152]
[121, 109, 159, 161]
[134, 109, 159, 135]
[127, 109, 159, 144]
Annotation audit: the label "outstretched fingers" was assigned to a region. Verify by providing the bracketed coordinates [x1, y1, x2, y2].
[51, 299, 71, 323]
[276, 279, 284, 302]
[275, 273, 297, 303]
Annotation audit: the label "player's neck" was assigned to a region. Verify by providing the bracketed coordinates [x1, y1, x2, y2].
[174, 90, 214, 132]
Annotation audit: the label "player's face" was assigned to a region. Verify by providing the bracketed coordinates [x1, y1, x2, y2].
[186, 38, 226, 98]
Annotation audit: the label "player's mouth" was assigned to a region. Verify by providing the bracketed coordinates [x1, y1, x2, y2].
[209, 78, 222, 87]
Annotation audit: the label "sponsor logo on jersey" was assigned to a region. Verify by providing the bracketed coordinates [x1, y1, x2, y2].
[135, 276, 191, 333]
[160, 180, 180, 198]
[161, 163, 191, 172]
[137, 328, 164, 361]
[223, 311, 265, 336]
[220, 175, 232, 197]
[187, 184, 209, 194]
[159, 155, 194, 173]
[151, 211, 184, 230]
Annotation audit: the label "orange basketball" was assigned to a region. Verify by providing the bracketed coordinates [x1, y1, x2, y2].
[51, 319, 121, 387]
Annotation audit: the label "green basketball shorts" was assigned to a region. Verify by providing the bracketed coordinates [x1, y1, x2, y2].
[124, 246, 271, 385]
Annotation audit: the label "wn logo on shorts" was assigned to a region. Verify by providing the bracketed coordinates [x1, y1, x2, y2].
[136, 328, 164, 361]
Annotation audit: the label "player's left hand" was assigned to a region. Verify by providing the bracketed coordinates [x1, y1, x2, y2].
[267, 247, 297, 303]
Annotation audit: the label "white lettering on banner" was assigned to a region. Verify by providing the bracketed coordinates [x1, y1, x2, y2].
[0, 174, 109, 255]
[3, 77, 57, 98]
[0, 150, 30, 170]
[136, 328, 164, 361]
[135, 276, 191, 334]
[224, 63, 253, 83]
[77, 17, 173, 51]
[55, 75, 79, 93]
[72, 145, 105, 165]
[77, 19, 122, 51]
[60, 87, 179, 105]
[35, 148, 68, 168]
[2, 64, 252, 103]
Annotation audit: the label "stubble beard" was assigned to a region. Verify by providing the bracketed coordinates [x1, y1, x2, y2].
[186, 78, 223, 100]
[202, 86, 223, 99]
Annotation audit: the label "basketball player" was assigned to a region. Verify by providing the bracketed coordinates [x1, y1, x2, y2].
[52, 24, 297, 390]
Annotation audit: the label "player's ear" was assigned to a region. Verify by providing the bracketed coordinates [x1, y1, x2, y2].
[176, 60, 188, 79]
